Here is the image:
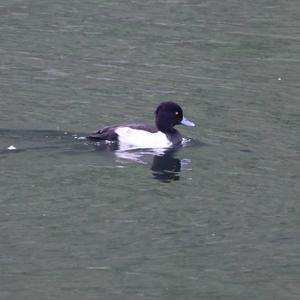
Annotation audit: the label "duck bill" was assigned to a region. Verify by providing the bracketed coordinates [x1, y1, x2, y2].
[181, 116, 195, 127]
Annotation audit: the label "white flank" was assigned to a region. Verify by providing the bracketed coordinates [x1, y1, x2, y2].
[115, 127, 172, 150]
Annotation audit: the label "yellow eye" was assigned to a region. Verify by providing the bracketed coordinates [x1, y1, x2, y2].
[175, 111, 179, 115]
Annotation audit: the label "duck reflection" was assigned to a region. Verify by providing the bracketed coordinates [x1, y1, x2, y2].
[151, 150, 181, 182]
[91, 141, 189, 183]
[115, 147, 184, 183]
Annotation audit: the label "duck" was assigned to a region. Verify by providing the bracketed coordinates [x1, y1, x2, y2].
[87, 101, 195, 149]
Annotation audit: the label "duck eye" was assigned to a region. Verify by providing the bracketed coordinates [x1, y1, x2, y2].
[175, 111, 179, 116]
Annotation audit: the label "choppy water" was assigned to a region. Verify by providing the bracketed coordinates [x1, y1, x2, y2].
[1, 0, 300, 299]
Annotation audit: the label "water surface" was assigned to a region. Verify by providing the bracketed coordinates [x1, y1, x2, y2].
[0, 0, 299, 299]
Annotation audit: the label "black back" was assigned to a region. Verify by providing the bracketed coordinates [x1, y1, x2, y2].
[87, 124, 158, 141]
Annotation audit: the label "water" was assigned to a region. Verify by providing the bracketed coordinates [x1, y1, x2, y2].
[1, 0, 300, 299]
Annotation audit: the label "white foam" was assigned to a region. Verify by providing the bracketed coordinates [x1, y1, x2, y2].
[182, 137, 192, 146]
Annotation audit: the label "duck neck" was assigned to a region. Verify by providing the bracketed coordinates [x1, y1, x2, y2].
[156, 119, 176, 133]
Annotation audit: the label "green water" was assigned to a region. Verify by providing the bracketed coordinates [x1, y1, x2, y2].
[1, 0, 299, 299]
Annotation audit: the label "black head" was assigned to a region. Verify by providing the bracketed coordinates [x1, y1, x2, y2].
[155, 102, 195, 133]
